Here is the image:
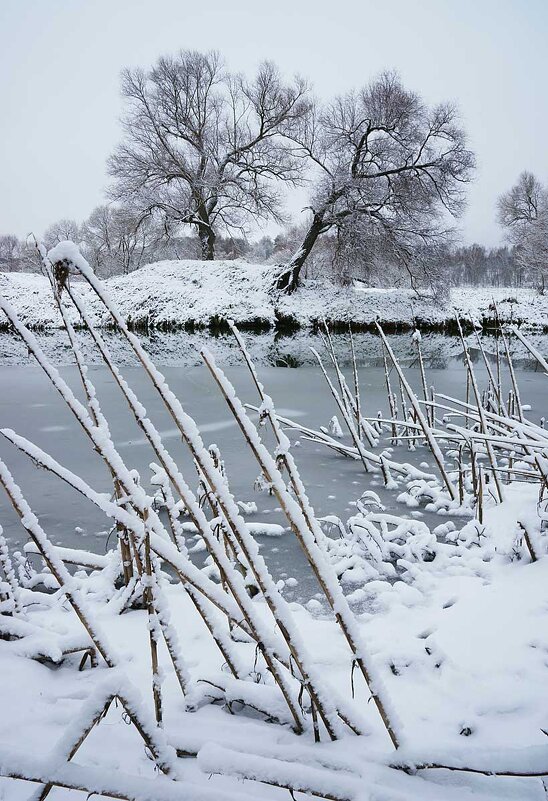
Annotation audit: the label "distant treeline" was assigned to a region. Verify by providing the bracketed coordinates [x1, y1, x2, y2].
[0, 226, 526, 290]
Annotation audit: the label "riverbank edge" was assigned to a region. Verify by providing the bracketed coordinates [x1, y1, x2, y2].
[2, 261, 547, 334]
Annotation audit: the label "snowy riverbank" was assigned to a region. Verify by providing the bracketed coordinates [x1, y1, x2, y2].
[2, 260, 547, 331]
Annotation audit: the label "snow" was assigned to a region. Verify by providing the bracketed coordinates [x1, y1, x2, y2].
[2, 261, 548, 331]
[2, 520, 548, 798]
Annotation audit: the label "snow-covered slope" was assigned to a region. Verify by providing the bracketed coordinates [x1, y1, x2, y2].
[1, 260, 547, 331]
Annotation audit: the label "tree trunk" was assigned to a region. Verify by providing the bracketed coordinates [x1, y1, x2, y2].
[197, 224, 215, 260]
[276, 212, 326, 293]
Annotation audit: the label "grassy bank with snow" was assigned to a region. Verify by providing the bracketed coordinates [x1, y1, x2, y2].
[1, 259, 546, 332]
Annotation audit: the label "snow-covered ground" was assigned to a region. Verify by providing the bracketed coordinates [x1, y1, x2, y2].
[1, 261, 547, 331]
[1, 484, 547, 801]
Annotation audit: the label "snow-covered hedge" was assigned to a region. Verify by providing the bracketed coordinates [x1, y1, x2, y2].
[1, 259, 547, 331]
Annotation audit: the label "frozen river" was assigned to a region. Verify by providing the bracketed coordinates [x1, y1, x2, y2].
[1, 329, 547, 602]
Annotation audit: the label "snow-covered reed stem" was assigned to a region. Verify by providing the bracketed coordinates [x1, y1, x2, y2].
[498, 323, 525, 426]
[230, 322, 393, 734]
[311, 347, 373, 473]
[48, 277, 135, 583]
[0, 428, 261, 656]
[349, 325, 362, 433]
[382, 347, 399, 444]
[252, 410, 436, 482]
[143, 525, 163, 724]
[59, 288, 309, 717]
[319, 324, 377, 448]
[469, 320, 504, 414]
[455, 317, 504, 502]
[198, 742, 357, 801]
[67, 255, 356, 739]
[0, 299, 259, 699]
[23, 279, 189, 706]
[230, 322, 327, 548]
[0, 525, 24, 616]
[414, 330, 432, 427]
[201, 348, 402, 748]
[509, 325, 548, 374]
[320, 322, 353, 421]
[7, 286, 314, 733]
[398, 380, 409, 445]
[0, 458, 119, 667]
[376, 323, 458, 502]
[149, 465, 242, 679]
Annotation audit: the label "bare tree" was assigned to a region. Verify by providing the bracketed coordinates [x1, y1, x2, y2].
[43, 218, 83, 250]
[0, 235, 22, 272]
[497, 171, 542, 229]
[497, 171, 548, 292]
[276, 71, 475, 293]
[108, 51, 311, 260]
[82, 204, 168, 275]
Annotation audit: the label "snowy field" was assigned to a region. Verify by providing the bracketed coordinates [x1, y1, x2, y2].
[1, 246, 548, 801]
[2, 260, 547, 331]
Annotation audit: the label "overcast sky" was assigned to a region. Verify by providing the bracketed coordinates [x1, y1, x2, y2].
[1, 0, 547, 246]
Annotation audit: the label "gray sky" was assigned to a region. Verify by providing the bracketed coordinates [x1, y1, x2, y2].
[1, 0, 547, 246]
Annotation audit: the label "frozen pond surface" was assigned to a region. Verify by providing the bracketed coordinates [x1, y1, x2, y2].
[1, 330, 547, 603]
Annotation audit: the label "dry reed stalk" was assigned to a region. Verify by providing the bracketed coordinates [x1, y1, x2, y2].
[469, 318, 504, 413]
[0, 461, 175, 776]
[435, 394, 544, 440]
[382, 347, 399, 444]
[380, 456, 394, 487]
[0, 427, 265, 666]
[376, 323, 458, 501]
[398, 380, 409, 445]
[1, 300, 304, 728]
[0, 528, 24, 616]
[319, 322, 378, 451]
[470, 443, 478, 497]
[457, 445, 465, 505]
[492, 307, 535, 470]
[349, 325, 362, 433]
[40, 250, 135, 585]
[69, 264, 353, 740]
[517, 520, 539, 562]
[28, 683, 177, 801]
[495, 333, 503, 415]
[144, 524, 163, 725]
[252, 409, 437, 481]
[0, 459, 116, 667]
[228, 325, 402, 740]
[509, 325, 548, 374]
[43, 282, 192, 702]
[319, 323, 353, 421]
[455, 317, 504, 503]
[325, 328, 377, 449]
[499, 325, 525, 426]
[414, 333, 431, 426]
[311, 347, 372, 473]
[59, 286, 308, 700]
[465, 366, 471, 427]
[477, 465, 484, 524]
[201, 348, 401, 749]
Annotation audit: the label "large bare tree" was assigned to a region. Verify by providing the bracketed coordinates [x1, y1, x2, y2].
[108, 51, 310, 260]
[276, 72, 475, 293]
